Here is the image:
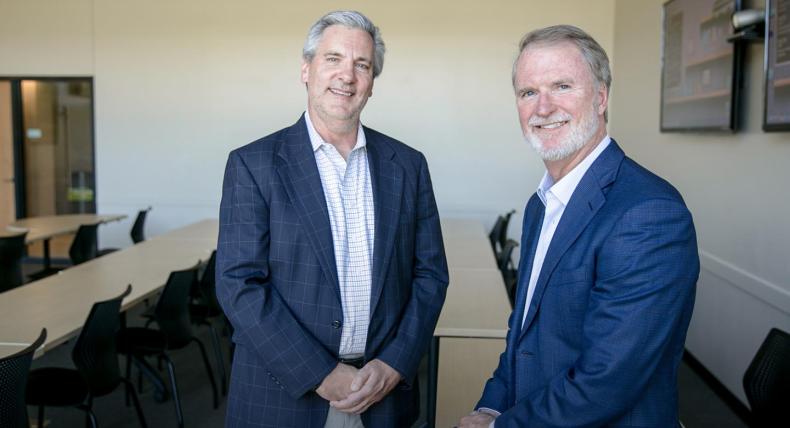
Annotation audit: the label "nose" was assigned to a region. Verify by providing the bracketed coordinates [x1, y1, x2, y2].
[535, 92, 556, 117]
[338, 60, 356, 84]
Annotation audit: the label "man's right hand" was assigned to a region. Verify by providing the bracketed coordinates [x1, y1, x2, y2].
[315, 363, 359, 402]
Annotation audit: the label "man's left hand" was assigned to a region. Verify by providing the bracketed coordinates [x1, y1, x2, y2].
[458, 410, 495, 427]
[330, 359, 402, 414]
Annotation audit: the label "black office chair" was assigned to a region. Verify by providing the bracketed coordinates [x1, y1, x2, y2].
[0, 328, 46, 428]
[742, 328, 790, 427]
[497, 239, 519, 308]
[117, 264, 219, 428]
[489, 216, 505, 255]
[499, 209, 516, 250]
[69, 223, 100, 265]
[26, 285, 146, 428]
[189, 251, 228, 395]
[0, 231, 27, 293]
[99, 207, 153, 257]
[130, 207, 152, 244]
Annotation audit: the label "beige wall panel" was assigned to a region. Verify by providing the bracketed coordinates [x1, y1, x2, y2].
[436, 337, 505, 428]
[0, 82, 14, 227]
[22, 81, 57, 216]
[610, 0, 790, 404]
[0, 0, 94, 75]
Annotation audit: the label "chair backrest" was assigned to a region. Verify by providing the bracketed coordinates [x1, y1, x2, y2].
[155, 264, 200, 348]
[69, 224, 99, 265]
[130, 207, 151, 244]
[499, 210, 516, 250]
[0, 328, 46, 428]
[497, 239, 518, 273]
[497, 239, 519, 308]
[0, 232, 27, 293]
[743, 328, 790, 425]
[196, 251, 221, 313]
[72, 285, 132, 396]
[489, 216, 505, 254]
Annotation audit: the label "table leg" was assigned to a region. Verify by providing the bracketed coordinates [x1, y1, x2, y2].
[42, 239, 51, 270]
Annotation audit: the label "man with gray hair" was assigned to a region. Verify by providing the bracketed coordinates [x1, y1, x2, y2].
[459, 25, 698, 427]
[217, 10, 448, 428]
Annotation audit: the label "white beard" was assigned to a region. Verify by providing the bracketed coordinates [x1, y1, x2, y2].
[524, 102, 600, 162]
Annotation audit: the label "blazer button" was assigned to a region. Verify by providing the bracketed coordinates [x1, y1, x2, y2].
[332, 320, 342, 329]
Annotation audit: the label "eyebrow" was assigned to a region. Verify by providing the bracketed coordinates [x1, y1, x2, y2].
[552, 78, 575, 86]
[323, 50, 371, 63]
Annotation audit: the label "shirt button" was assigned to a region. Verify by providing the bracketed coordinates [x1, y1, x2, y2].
[332, 320, 342, 329]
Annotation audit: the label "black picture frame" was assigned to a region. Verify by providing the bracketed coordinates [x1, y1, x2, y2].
[660, 0, 743, 132]
[764, 0, 790, 131]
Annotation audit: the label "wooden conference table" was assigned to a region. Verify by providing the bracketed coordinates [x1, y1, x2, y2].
[3, 214, 127, 271]
[0, 219, 217, 359]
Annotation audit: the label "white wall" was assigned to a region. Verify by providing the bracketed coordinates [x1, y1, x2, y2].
[0, 0, 94, 75]
[1, 0, 615, 246]
[610, 0, 790, 405]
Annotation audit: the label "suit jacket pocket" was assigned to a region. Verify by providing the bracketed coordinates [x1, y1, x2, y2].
[549, 265, 592, 285]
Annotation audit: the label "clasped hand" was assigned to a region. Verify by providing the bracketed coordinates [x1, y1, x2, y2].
[315, 358, 402, 415]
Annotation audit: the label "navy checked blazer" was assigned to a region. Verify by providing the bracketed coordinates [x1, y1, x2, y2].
[477, 141, 699, 427]
[216, 115, 449, 428]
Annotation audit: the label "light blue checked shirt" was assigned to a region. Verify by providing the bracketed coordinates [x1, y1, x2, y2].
[305, 111, 375, 358]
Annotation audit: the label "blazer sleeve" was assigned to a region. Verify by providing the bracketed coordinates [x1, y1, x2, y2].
[495, 197, 699, 426]
[375, 153, 449, 382]
[215, 149, 337, 399]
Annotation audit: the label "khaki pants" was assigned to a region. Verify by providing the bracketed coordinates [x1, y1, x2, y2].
[324, 407, 364, 428]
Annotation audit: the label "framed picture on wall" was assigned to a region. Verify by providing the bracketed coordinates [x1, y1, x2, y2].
[764, 0, 790, 131]
[660, 0, 742, 132]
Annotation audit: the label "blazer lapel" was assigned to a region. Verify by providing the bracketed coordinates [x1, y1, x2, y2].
[519, 141, 624, 338]
[511, 194, 544, 340]
[275, 115, 340, 299]
[365, 130, 404, 316]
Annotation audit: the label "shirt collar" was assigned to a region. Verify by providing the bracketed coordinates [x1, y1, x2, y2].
[304, 110, 367, 153]
[537, 135, 611, 207]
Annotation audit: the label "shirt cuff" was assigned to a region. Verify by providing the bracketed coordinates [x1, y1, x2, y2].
[476, 407, 501, 417]
[476, 407, 500, 427]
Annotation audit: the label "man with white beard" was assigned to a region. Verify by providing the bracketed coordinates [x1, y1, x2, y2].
[458, 25, 700, 427]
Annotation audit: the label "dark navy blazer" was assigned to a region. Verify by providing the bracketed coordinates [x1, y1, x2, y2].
[217, 115, 448, 428]
[477, 141, 699, 427]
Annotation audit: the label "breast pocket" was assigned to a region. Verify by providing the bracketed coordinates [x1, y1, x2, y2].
[549, 266, 592, 285]
[544, 266, 593, 334]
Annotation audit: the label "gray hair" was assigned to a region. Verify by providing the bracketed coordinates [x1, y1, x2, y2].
[512, 25, 611, 121]
[302, 10, 386, 78]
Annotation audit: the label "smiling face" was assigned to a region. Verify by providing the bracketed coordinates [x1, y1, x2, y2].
[301, 25, 375, 130]
[514, 41, 607, 162]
